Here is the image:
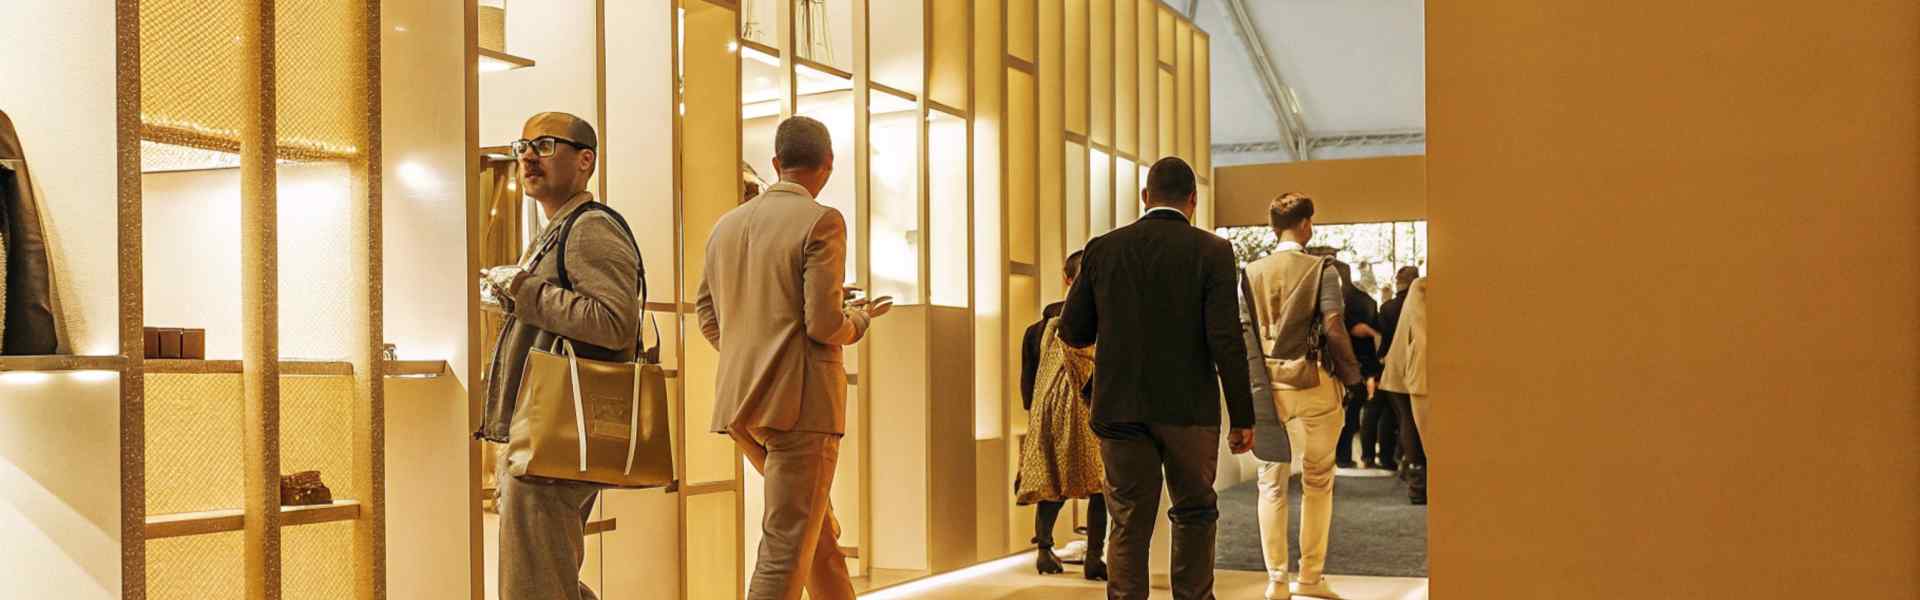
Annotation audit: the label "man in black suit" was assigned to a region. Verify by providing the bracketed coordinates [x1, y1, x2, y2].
[1060, 156, 1256, 600]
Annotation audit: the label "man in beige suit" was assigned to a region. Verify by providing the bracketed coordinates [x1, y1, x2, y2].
[697, 116, 890, 600]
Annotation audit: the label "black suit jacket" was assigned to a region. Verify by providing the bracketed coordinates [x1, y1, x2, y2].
[1059, 209, 1255, 429]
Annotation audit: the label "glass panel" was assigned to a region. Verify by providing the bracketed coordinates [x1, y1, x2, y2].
[794, 64, 858, 280]
[1176, 20, 1194, 161]
[870, 0, 924, 95]
[1157, 5, 1174, 63]
[1136, 0, 1156, 161]
[929, 110, 970, 307]
[794, 0, 853, 73]
[871, 91, 921, 304]
[1114, 159, 1137, 225]
[681, 0, 742, 485]
[742, 0, 778, 47]
[1089, 148, 1113, 236]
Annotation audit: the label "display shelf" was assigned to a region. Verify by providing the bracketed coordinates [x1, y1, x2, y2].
[144, 500, 362, 540]
[477, 47, 535, 72]
[0, 354, 127, 372]
[146, 359, 354, 376]
[384, 360, 448, 378]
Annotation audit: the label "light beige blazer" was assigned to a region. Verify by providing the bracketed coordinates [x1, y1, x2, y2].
[697, 182, 869, 435]
[1380, 276, 1428, 396]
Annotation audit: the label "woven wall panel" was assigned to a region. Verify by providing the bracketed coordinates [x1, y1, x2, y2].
[146, 373, 245, 514]
[280, 374, 356, 500]
[140, 0, 363, 159]
[147, 373, 358, 514]
[139, 0, 245, 154]
[148, 530, 245, 600]
[283, 520, 356, 600]
[273, 0, 364, 157]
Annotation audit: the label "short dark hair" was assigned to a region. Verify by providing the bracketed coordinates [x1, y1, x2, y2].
[1395, 266, 1421, 287]
[1269, 193, 1315, 232]
[1144, 157, 1196, 205]
[1064, 250, 1086, 281]
[774, 116, 833, 170]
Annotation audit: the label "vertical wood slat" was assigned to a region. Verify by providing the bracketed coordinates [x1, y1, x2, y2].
[462, 0, 485, 598]
[352, 1, 386, 598]
[240, 0, 283, 598]
[852, 0, 874, 577]
[116, 1, 147, 598]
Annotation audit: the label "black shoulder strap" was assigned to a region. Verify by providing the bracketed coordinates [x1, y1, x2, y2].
[552, 201, 661, 361]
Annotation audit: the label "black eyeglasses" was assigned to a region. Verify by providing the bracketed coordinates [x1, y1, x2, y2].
[511, 136, 592, 158]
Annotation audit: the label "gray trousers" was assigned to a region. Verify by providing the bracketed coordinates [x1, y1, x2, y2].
[497, 454, 603, 600]
[1099, 424, 1221, 600]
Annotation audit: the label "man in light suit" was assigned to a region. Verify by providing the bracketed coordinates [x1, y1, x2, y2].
[697, 116, 891, 600]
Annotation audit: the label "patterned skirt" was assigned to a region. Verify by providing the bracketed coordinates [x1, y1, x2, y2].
[1015, 321, 1104, 505]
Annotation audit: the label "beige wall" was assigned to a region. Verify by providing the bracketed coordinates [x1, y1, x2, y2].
[1215, 156, 1426, 227]
[1427, 1, 1918, 598]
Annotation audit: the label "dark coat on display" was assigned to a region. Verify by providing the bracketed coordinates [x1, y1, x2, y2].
[1057, 208, 1256, 431]
[0, 109, 63, 355]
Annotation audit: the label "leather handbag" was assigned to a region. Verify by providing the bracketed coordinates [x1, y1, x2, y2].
[1262, 258, 1328, 391]
[507, 319, 675, 489]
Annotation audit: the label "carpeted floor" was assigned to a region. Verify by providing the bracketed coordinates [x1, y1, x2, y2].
[1214, 469, 1429, 577]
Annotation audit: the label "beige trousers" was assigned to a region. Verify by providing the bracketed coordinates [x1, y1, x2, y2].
[1257, 367, 1344, 585]
[734, 428, 855, 600]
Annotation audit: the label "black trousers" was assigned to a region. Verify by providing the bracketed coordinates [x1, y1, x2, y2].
[1099, 424, 1220, 600]
[1361, 384, 1399, 465]
[1035, 494, 1107, 552]
[1335, 384, 1365, 463]
[1380, 390, 1426, 496]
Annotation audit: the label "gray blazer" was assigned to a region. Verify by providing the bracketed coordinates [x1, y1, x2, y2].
[477, 193, 644, 442]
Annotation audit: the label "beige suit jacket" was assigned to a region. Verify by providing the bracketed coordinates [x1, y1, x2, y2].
[698, 182, 869, 435]
[1380, 277, 1428, 395]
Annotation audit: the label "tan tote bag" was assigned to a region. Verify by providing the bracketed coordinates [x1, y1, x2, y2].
[507, 327, 675, 489]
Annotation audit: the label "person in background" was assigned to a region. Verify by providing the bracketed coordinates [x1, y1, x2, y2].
[1330, 260, 1391, 470]
[478, 112, 644, 600]
[698, 116, 892, 600]
[1241, 193, 1363, 600]
[1060, 157, 1256, 600]
[1378, 268, 1428, 504]
[1017, 249, 1107, 580]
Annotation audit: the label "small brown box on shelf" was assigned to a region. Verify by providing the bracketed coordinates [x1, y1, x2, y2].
[181, 329, 205, 359]
[279, 471, 334, 507]
[143, 328, 162, 357]
[156, 329, 183, 359]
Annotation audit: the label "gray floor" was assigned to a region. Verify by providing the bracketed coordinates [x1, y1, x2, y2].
[1214, 470, 1429, 577]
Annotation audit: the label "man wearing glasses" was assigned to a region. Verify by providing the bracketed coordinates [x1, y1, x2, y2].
[478, 112, 645, 600]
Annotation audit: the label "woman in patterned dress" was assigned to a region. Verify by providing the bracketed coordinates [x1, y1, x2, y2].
[1016, 250, 1107, 580]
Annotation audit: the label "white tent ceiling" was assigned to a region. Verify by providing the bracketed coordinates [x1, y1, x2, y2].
[1185, 0, 1426, 165]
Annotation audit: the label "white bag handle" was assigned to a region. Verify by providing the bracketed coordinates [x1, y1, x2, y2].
[623, 365, 641, 475]
[561, 339, 589, 472]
